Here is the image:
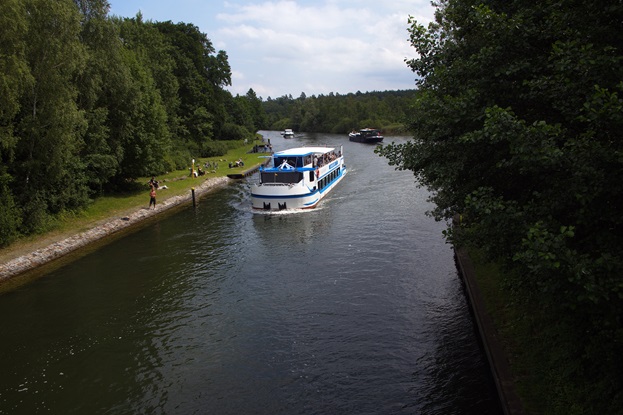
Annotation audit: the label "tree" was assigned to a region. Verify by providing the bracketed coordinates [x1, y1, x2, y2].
[75, 0, 122, 193]
[113, 16, 173, 178]
[73, 0, 109, 20]
[153, 21, 231, 146]
[377, 0, 623, 411]
[0, 0, 252, 243]
[0, 0, 30, 244]
[13, 0, 89, 233]
[244, 88, 267, 131]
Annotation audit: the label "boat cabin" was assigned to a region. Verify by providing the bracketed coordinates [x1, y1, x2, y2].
[258, 147, 340, 185]
[251, 145, 345, 210]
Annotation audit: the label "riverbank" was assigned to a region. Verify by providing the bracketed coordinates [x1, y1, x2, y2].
[0, 176, 230, 285]
[454, 246, 524, 415]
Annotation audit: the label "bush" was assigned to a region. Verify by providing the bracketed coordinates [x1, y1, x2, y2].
[220, 122, 252, 141]
[0, 183, 22, 247]
[166, 146, 192, 171]
[200, 141, 229, 157]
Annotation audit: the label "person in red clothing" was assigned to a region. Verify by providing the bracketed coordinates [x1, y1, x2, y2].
[149, 186, 157, 209]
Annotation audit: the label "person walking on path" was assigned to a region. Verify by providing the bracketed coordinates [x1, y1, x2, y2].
[149, 186, 157, 209]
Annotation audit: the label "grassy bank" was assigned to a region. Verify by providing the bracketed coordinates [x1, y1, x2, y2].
[0, 139, 268, 264]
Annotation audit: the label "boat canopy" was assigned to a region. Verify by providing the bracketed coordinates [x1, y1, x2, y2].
[274, 147, 335, 156]
[271, 146, 337, 169]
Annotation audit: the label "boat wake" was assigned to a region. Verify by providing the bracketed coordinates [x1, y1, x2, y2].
[249, 204, 326, 216]
[229, 190, 325, 216]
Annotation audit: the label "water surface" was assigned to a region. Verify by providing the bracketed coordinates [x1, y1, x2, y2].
[0, 131, 501, 414]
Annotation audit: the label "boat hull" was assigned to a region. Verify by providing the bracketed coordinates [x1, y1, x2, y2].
[251, 184, 322, 210]
[348, 134, 383, 143]
[251, 146, 345, 211]
[348, 128, 384, 144]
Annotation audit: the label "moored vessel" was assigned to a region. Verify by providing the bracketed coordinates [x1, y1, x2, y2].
[251, 146, 345, 210]
[348, 128, 383, 143]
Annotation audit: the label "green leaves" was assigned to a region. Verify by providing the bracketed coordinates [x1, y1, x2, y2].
[388, 1, 623, 408]
[0, 0, 242, 243]
[514, 221, 575, 273]
[262, 90, 415, 134]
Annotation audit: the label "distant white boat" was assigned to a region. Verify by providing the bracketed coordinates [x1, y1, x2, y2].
[281, 129, 294, 138]
[251, 145, 346, 210]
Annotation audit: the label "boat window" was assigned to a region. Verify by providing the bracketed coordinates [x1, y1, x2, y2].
[274, 156, 303, 168]
[261, 172, 303, 184]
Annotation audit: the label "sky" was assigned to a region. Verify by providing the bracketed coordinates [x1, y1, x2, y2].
[107, 0, 437, 99]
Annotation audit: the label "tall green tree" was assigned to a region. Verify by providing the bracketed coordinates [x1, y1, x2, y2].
[153, 21, 231, 153]
[74, 0, 109, 19]
[244, 88, 267, 131]
[377, 0, 623, 411]
[112, 15, 171, 179]
[0, 0, 30, 244]
[13, 0, 88, 233]
[74, 0, 121, 193]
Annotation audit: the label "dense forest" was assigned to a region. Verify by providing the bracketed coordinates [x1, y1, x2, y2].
[262, 90, 415, 134]
[378, 0, 623, 413]
[0, 0, 264, 246]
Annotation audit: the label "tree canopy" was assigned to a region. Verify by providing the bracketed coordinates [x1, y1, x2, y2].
[377, 0, 623, 412]
[262, 90, 415, 134]
[0, 0, 262, 245]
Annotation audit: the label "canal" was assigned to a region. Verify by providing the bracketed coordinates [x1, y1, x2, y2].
[0, 131, 501, 414]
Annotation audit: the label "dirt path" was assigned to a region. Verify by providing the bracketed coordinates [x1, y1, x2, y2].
[0, 176, 231, 284]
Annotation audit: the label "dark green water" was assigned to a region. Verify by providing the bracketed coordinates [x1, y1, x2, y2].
[0, 131, 501, 414]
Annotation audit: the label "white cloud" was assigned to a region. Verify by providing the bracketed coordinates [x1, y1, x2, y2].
[109, 0, 436, 98]
[216, 0, 433, 97]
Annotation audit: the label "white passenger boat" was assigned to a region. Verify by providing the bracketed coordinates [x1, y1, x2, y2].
[281, 128, 294, 138]
[251, 146, 346, 210]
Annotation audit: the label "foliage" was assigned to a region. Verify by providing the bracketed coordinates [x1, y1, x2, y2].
[0, 171, 21, 246]
[0, 0, 262, 245]
[262, 90, 415, 133]
[13, 0, 90, 233]
[377, 0, 623, 412]
[219, 123, 252, 142]
[197, 140, 228, 158]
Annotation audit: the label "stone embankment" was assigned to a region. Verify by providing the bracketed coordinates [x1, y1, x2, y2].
[0, 176, 230, 283]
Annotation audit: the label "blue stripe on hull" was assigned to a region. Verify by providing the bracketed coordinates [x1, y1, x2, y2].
[250, 190, 318, 200]
[252, 168, 345, 210]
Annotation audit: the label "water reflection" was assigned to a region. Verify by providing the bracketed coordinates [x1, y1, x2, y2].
[0, 132, 501, 414]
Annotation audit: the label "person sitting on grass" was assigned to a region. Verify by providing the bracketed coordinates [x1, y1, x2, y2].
[148, 176, 159, 189]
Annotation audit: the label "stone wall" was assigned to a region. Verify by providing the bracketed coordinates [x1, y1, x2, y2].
[0, 177, 230, 283]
